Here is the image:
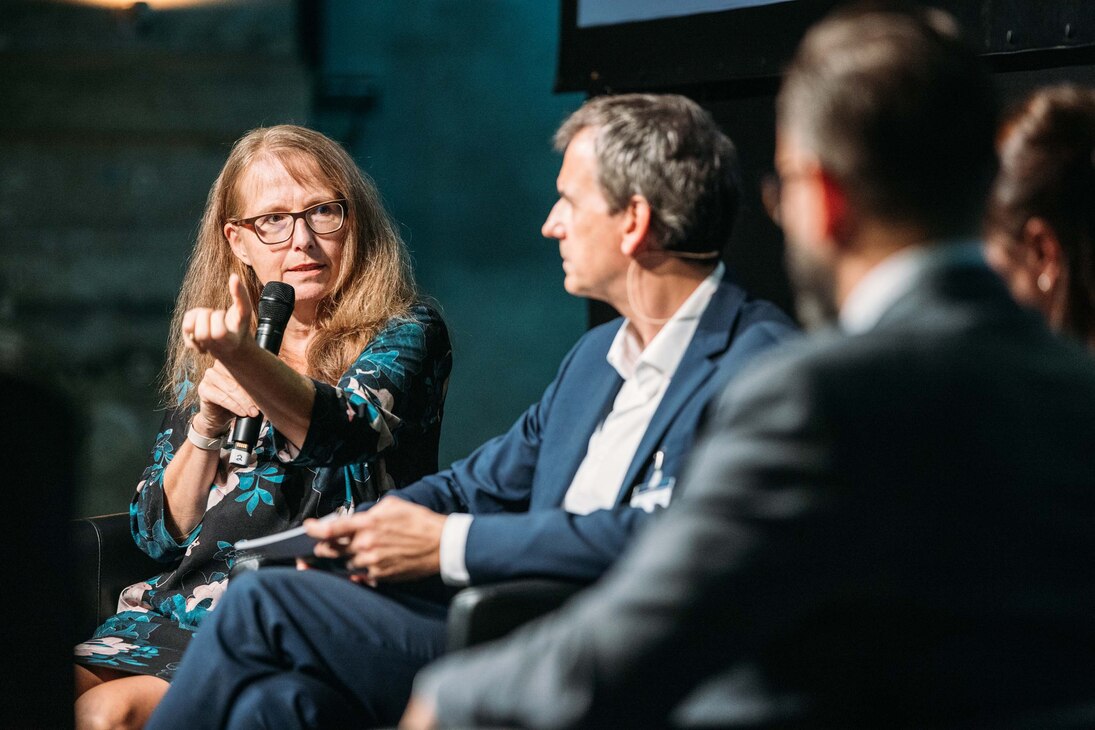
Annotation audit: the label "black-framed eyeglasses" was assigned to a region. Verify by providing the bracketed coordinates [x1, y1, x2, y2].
[229, 199, 347, 245]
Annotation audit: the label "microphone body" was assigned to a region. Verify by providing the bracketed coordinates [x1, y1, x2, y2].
[228, 282, 295, 466]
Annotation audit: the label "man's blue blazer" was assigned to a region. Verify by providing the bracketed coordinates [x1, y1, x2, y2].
[391, 274, 796, 585]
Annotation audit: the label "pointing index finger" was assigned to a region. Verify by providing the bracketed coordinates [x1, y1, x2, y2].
[227, 273, 253, 332]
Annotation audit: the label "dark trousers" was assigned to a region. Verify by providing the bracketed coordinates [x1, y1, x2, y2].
[145, 567, 448, 729]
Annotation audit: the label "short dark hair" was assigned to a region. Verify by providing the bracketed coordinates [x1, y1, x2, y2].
[987, 84, 1095, 341]
[555, 93, 741, 255]
[777, 4, 998, 238]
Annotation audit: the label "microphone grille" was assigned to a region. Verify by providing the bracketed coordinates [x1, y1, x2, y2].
[257, 281, 295, 326]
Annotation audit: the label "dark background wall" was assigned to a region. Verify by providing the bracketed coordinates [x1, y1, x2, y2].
[2, 0, 314, 517]
[312, 0, 586, 464]
[2, 0, 582, 517]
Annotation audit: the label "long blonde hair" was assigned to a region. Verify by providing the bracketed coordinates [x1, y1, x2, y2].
[162, 125, 418, 409]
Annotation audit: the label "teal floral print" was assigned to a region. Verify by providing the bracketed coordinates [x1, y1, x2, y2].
[74, 304, 451, 681]
[76, 614, 162, 669]
[233, 465, 281, 516]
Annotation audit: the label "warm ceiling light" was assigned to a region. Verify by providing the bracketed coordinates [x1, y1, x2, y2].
[65, 0, 224, 8]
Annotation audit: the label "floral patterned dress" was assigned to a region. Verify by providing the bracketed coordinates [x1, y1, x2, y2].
[74, 304, 451, 680]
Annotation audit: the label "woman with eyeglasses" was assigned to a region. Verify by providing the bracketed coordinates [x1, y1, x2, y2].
[985, 84, 1095, 350]
[73, 125, 452, 727]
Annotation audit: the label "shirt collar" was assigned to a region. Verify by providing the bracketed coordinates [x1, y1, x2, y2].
[607, 261, 724, 381]
[839, 240, 984, 334]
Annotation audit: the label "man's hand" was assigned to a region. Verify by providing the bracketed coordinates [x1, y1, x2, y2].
[400, 695, 439, 730]
[305, 496, 445, 582]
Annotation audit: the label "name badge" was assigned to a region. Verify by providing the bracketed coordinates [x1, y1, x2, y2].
[629, 450, 675, 513]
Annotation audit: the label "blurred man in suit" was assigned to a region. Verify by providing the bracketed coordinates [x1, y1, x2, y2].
[403, 6, 1095, 728]
[146, 93, 795, 729]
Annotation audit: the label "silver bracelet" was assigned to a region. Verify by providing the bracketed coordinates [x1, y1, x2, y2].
[187, 423, 227, 451]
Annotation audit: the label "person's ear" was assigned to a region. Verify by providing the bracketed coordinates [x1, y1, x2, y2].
[1021, 217, 1064, 295]
[619, 195, 653, 257]
[817, 169, 852, 247]
[224, 222, 252, 266]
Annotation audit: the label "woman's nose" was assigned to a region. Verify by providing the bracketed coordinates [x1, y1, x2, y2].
[291, 216, 315, 249]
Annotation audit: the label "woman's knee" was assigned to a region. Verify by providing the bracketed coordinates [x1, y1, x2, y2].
[76, 698, 134, 730]
[76, 690, 144, 730]
[75, 676, 168, 730]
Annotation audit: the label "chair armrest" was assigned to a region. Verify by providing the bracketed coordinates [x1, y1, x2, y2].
[446, 578, 586, 651]
[73, 512, 163, 639]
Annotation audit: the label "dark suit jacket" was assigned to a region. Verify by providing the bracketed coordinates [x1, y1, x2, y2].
[420, 260, 1095, 728]
[391, 275, 796, 584]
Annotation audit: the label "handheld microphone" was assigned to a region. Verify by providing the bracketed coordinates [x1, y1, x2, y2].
[228, 281, 295, 466]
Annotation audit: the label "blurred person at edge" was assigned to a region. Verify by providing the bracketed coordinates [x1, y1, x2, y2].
[73, 124, 451, 730]
[985, 84, 1095, 350]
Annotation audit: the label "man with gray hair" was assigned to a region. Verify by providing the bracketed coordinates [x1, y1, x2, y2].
[147, 93, 795, 729]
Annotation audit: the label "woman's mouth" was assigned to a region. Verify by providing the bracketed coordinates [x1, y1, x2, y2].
[286, 263, 325, 274]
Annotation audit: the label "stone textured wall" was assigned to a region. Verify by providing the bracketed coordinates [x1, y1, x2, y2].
[0, 0, 312, 516]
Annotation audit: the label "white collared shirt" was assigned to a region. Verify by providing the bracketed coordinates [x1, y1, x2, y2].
[439, 263, 725, 585]
[840, 241, 985, 334]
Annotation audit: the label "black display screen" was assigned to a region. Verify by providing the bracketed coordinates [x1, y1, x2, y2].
[557, 0, 1095, 95]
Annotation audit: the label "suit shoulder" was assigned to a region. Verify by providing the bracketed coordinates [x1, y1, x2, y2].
[713, 291, 799, 366]
[540, 316, 622, 385]
[717, 330, 847, 409]
[735, 301, 799, 356]
[569, 316, 624, 355]
[712, 277, 797, 336]
[737, 295, 797, 332]
[720, 320, 1012, 415]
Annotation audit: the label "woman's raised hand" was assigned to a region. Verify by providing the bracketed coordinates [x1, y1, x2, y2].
[183, 273, 260, 437]
[182, 273, 253, 362]
[192, 361, 260, 437]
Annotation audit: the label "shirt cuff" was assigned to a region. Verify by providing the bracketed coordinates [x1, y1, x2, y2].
[439, 513, 473, 586]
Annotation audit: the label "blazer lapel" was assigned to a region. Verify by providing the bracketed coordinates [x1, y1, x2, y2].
[549, 357, 622, 502]
[615, 279, 744, 501]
